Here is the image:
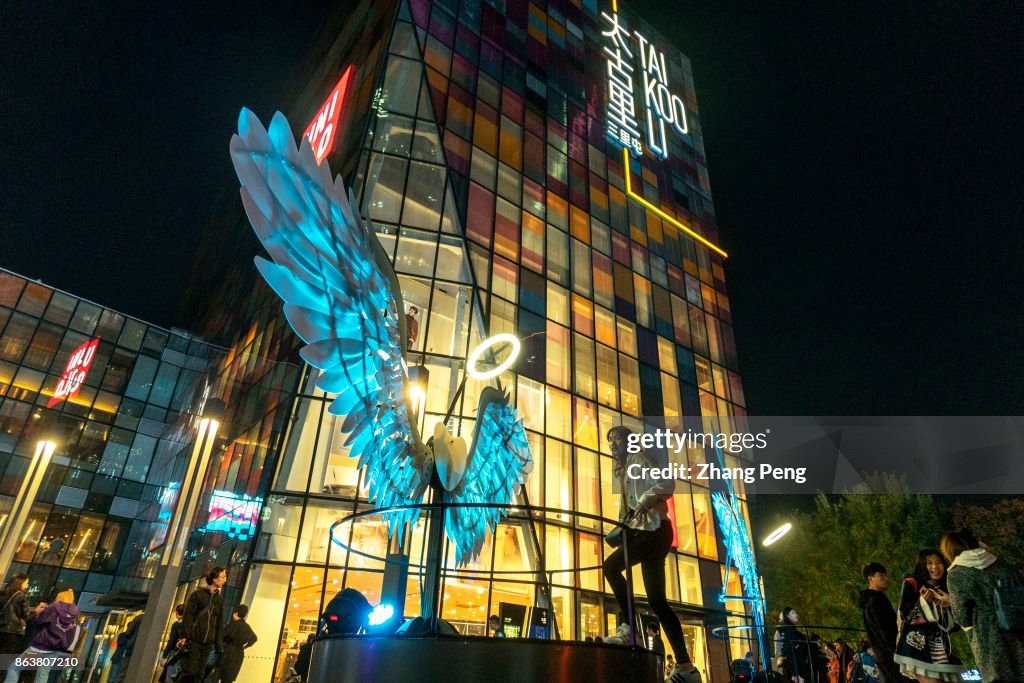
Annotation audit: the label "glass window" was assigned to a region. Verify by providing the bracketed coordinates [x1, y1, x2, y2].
[573, 399, 598, 452]
[571, 239, 592, 297]
[412, 120, 444, 163]
[364, 154, 408, 223]
[616, 318, 637, 357]
[677, 554, 702, 605]
[573, 333, 595, 401]
[595, 307, 616, 348]
[0, 312, 36, 362]
[424, 284, 471, 357]
[148, 362, 180, 407]
[395, 229, 438, 277]
[516, 376, 545, 434]
[435, 235, 471, 283]
[596, 345, 618, 410]
[118, 319, 145, 351]
[253, 497, 304, 562]
[0, 272, 25, 308]
[545, 388, 571, 442]
[373, 114, 415, 156]
[618, 354, 641, 417]
[546, 282, 569, 326]
[545, 323, 570, 389]
[70, 302, 101, 335]
[403, 162, 445, 230]
[548, 438, 573, 524]
[16, 282, 50, 317]
[63, 512, 105, 570]
[571, 294, 594, 338]
[692, 490, 718, 560]
[382, 56, 422, 116]
[123, 433, 157, 482]
[124, 355, 158, 401]
[98, 427, 133, 478]
[43, 293, 76, 326]
[546, 228, 569, 285]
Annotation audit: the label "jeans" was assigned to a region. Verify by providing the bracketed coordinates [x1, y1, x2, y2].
[2, 648, 55, 683]
[603, 520, 690, 663]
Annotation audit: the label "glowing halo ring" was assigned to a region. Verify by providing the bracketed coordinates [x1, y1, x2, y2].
[762, 522, 792, 546]
[466, 333, 521, 380]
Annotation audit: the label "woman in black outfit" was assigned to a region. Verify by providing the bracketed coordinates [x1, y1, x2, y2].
[0, 574, 32, 666]
[775, 607, 813, 683]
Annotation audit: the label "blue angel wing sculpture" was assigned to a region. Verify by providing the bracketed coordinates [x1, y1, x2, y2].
[443, 387, 533, 566]
[229, 109, 431, 540]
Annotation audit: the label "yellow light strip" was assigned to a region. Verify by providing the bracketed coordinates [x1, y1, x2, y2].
[623, 147, 728, 258]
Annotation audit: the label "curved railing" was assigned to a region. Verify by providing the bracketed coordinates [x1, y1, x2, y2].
[326, 501, 651, 646]
[711, 622, 868, 677]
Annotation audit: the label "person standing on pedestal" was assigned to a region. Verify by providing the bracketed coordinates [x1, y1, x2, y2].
[602, 426, 701, 683]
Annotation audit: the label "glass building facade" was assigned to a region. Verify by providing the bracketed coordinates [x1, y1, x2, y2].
[0, 268, 220, 679]
[175, 0, 757, 680]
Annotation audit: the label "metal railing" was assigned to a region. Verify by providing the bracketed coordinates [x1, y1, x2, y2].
[326, 501, 649, 646]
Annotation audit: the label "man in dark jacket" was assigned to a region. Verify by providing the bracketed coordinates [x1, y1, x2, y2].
[216, 604, 257, 683]
[858, 563, 911, 683]
[180, 566, 227, 683]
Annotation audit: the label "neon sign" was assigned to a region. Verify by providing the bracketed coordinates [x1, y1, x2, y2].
[47, 338, 99, 408]
[303, 65, 354, 163]
[601, 7, 688, 159]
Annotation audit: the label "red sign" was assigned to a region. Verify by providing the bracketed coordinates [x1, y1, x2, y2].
[303, 65, 354, 164]
[47, 338, 99, 408]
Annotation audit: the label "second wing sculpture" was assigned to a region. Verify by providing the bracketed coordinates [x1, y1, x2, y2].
[230, 109, 532, 565]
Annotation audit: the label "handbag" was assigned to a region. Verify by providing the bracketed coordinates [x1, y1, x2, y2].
[994, 577, 1024, 633]
[605, 527, 624, 548]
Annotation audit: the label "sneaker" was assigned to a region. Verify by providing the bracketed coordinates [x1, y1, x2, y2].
[603, 622, 632, 644]
[665, 662, 702, 683]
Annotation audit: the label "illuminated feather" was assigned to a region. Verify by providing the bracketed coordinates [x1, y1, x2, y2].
[230, 109, 428, 541]
[231, 111, 533, 564]
[444, 387, 533, 566]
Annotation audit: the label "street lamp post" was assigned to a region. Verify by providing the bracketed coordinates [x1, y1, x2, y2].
[123, 398, 225, 683]
[0, 439, 57, 579]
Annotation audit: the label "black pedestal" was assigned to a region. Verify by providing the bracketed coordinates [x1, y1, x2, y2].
[308, 636, 663, 682]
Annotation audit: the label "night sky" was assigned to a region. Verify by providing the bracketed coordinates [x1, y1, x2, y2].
[2, 3, 1022, 415]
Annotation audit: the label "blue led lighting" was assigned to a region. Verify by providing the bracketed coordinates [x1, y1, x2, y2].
[231, 110, 532, 564]
[709, 444, 766, 639]
[368, 603, 395, 626]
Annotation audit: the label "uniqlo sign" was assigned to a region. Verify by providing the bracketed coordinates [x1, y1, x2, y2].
[303, 65, 354, 164]
[47, 338, 100, 408]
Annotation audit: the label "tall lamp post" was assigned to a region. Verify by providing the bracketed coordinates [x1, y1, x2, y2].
[124, 398, 225, 683]
[0, 439, 57, 579]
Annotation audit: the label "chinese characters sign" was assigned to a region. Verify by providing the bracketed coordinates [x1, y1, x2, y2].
[47, 338, 99, 408]
[602, 9, 688, 159]
[303, 65, 354, 163]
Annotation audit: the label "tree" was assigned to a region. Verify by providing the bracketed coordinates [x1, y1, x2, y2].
[949, 498, 1024, 567]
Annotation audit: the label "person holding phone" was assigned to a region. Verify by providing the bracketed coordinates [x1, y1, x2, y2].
[894, 550, 963, 682]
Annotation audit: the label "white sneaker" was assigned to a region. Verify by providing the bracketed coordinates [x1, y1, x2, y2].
[603, 622, 632, 644]
[666, 662, 702, 683]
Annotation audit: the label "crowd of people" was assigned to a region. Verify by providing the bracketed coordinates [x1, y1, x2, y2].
[0, 566, 259, 683]
[775, 529, 1024, 683]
